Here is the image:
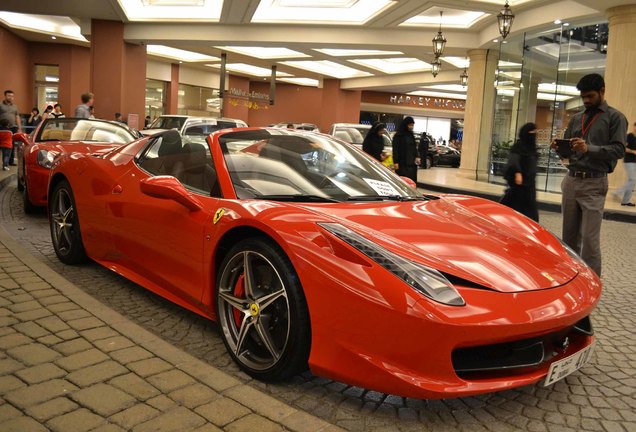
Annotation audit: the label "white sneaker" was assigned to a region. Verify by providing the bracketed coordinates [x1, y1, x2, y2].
[2, 166, 9, 171]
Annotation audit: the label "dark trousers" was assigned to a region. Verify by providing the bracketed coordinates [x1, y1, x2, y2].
[397, 166, 417, 183]
[1, 148, 10, 168]
[500, 184, 539, 222]
[8, 126, 17, 164]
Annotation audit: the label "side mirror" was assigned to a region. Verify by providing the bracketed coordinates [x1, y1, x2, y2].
[140, 176, 203, 211]
[400, 176, 417, 188]
[13, 133, 29, 144]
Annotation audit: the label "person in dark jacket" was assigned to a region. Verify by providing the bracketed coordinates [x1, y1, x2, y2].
[392, 116, 419, 182]
[362, 122, 386, 161]
[500, 122, 539, 221]
[418, 131, 430, 169]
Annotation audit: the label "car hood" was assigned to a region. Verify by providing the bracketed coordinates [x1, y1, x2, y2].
[299, 198, 577, 293]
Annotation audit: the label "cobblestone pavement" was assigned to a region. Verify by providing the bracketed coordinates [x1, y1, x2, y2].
[1, 178, 635, 432]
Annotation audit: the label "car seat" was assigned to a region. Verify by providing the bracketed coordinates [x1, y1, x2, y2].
[172, 143, 218, 195]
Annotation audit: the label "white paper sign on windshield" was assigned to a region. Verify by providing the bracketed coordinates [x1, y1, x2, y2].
[363, 178, 400, 196]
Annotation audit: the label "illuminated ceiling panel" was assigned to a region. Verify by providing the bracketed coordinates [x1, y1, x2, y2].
[441, 57, 470, 69]
[216, 46, 309, 59]
[282, 60, 371, 79]
[146, 45, 219, 61]
[208, 63, 293, 77]
[278, 77, 320, 87]
[401, 7, 486, 28]
[0, 12, 87, 41]
[314, 48, 403, 57]
[252, 0, 395, 24]
[349, 58, 431, 74]
[119, 0, 222, 21]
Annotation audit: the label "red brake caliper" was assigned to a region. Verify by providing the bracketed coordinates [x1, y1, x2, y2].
[233, 274, 245, 326]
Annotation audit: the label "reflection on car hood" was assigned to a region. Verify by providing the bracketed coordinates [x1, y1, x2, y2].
[140, 128, 167, 136]
[302, 198, 577, 293]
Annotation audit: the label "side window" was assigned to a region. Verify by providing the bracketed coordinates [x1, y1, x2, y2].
[137, 130, 184, 176]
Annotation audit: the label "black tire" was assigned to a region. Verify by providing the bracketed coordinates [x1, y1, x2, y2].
[216, 237, 311, 381]
[22, 177, 37, 214]
[16, 164, 24, 192]
[49, 180, 87, 264]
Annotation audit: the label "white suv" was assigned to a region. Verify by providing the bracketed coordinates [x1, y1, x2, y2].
[143, 115, 248, 136]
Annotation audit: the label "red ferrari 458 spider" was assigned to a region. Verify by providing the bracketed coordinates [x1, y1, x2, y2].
[47, 127, 601, 399]
[14, 117, 139, 213]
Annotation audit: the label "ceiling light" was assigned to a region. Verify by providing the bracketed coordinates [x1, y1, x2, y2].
[251, 0, 393, 25]
[278, 77, 320, 87]
[119, 0, 222, 21]
[554, 19, 562, 25]
[207, 63, 293, 77]
[281, 60, 371, 79]
[0, 12, 88, 42]
[216, 46, 309, 59]
[432, 11, 447, 58]
[51, 36, 57, 40]
[497, 1, 515, 39]
[45, 76, 59, 82]
[460, 68, 468, 87]
[146, 45, 219, 62]
[431, 58, 441, 78]
[349, 58, 431, 74]
[563, 23, 570, 27]
[314, 48, 403, 56]
[440, 57, 469, 68]
[493, 39, 499, 43]
[401, 8, 485, 28]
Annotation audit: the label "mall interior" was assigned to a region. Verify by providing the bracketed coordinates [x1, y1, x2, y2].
[1, 0, 635, 194]
[1, 1, 636, 431]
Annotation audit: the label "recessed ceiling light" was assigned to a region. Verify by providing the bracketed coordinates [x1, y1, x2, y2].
[563, 23, 570, 27]
[349, 58, 431, 74]
[493, 39, 499, 43]
[119, 0, 222, 21]
[146, 45, 219, 62]
[207, 63, 293, 77]
[281, 60, 371, 79]
[314, 48, 403, 57]
[502, 40, 508, 44]
[216, 46, 309, 59]
[51, 36, 57, 40]
[554, 19, 562, 25]
[251, 0, 393, 25]
[401, 7, 486, 28]
[278, 77, 320, 87]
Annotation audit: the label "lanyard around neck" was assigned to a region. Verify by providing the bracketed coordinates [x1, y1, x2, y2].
[581, 111, 602, 138]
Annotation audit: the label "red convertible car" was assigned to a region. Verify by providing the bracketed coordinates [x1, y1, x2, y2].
[47, 128, 601, 399]
[14, 118, 138, 213]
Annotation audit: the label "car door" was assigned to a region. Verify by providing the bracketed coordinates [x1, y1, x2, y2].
[106, 132, 221, 307]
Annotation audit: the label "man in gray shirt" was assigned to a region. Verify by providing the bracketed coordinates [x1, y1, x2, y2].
[74, 92, 94, 118]
[0, 89, 23, 165]
[553, 74, 626, 276]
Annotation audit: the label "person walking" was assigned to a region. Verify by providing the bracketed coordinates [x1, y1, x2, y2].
[74, 92, 94, 118]
[418, 131, 430, 169]
[392, 116, 419, 183]
[501, 122, 539, 222]
[613, 121, 636, 206]
[362, 122, 386, 161]
[552, 73, 627, 276]
[0, 90, 22, 165]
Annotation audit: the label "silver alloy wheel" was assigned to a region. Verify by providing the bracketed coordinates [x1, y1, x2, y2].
[217, 250, 291, 371]
[51, 188, 75, 255]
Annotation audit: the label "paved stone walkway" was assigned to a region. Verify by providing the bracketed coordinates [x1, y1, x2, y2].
[0, 218, 342, 431]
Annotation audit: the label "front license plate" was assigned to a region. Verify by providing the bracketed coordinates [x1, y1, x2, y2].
[544, 342, 595, 386]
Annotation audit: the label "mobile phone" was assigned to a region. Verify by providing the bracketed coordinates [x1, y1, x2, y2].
[555, 138, 573, 158]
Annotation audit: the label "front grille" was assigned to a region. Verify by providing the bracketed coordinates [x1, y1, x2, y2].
[452, 316, 593, 378]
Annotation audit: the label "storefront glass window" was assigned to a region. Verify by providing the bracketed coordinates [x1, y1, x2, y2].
[34, 65, 59, 112]
[145, 79, 166, 121]
[489, 21, 607, 192]
[177, 84, 221, 116]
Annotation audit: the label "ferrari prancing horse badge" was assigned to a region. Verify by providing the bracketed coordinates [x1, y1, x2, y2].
[213, 208, 226, 224]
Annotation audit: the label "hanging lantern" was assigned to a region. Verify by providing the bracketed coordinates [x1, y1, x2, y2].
[431, 58, 441, 78]
[497, 1, 515, 39]
[432, 11, 446, 57]
[460, 68, 468, 86]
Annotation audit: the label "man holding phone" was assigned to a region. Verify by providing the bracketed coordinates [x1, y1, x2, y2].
[551, 73, 626, 276]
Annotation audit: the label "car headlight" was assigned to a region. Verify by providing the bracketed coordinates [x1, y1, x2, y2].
[36, 150, 57, 169]
[318, 223, 465, 306]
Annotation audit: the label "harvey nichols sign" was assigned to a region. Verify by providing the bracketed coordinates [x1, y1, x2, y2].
[389, 95, 465, 110]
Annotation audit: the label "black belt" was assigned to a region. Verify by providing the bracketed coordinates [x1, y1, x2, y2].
[568, 171, 607, 179]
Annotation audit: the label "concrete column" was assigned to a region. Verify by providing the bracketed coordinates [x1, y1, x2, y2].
[458, 49, 499, 181]
[605, 5, 636, 190]
[90, 19, 146, 122]
[165, 63, 180, 115]
[319, 79, 361, 133]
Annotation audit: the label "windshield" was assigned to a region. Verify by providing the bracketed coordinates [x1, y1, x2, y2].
[149, 116, 187, 130]
[333, 126, 369, 145]
[219, 129, 420, 201]
[37, 118, 135, 143]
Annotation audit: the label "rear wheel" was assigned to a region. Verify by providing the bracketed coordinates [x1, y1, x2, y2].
[216, 238, 310, 381]
[49, 180, 87, 264]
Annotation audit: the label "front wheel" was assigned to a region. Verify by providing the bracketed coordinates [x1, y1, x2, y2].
[216, 238, 311, 381]
[49, 180, 87, 264]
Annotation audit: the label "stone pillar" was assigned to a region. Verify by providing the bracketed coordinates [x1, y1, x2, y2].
[165, 63, 179, 115]
[319, 79, 361, 133]
[458, 49, 499, 181]
[605, 5, 636, 190]
[90, 19, 146, 121]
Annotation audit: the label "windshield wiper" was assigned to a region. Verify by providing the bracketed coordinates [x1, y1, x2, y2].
[254, 194, 339, 203]
[347, 195, 428, 202]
